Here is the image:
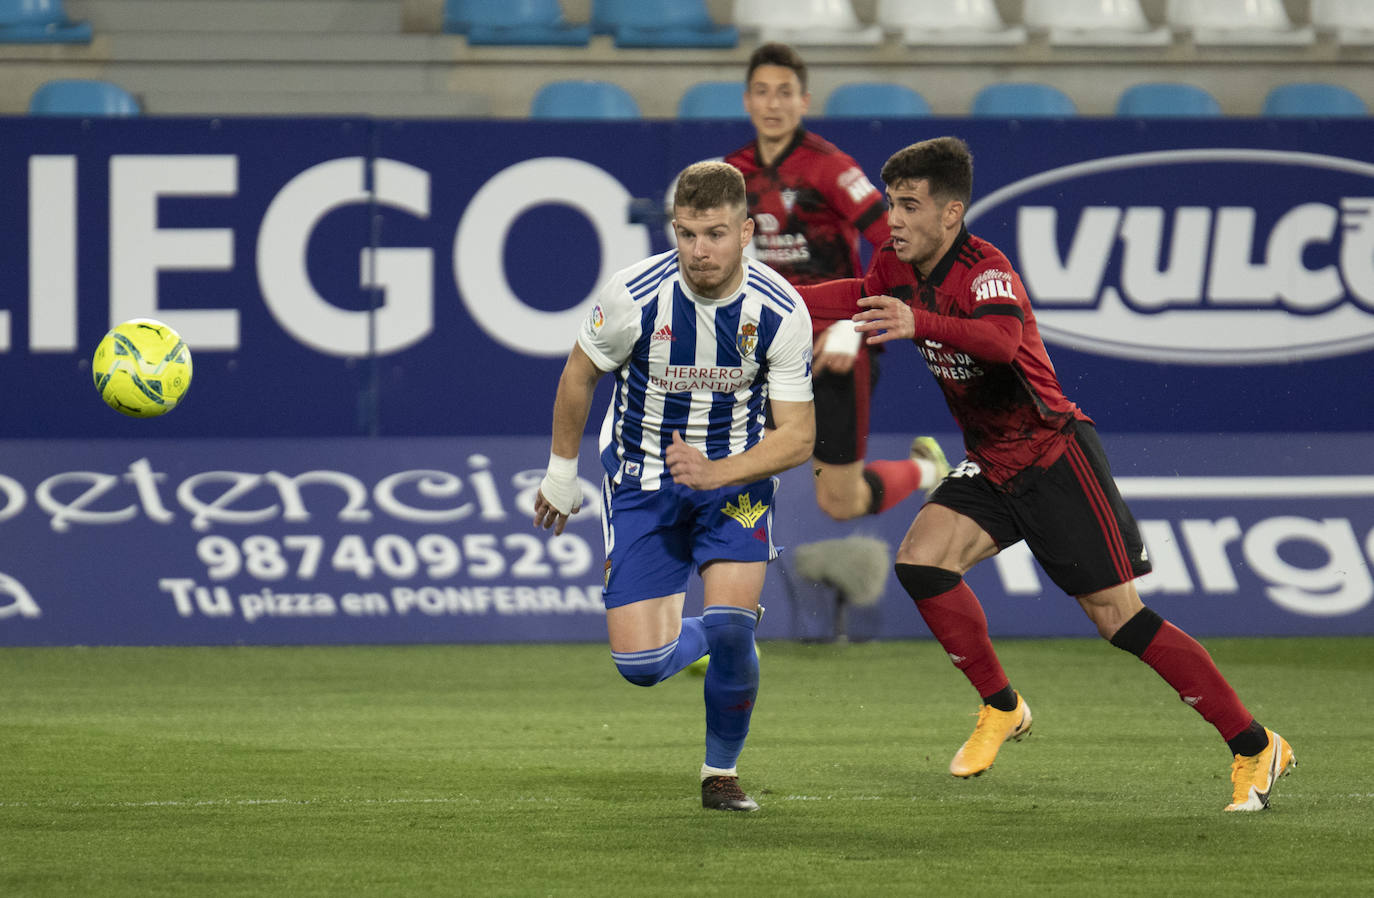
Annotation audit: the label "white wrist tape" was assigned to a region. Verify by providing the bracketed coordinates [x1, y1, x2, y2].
[539, 453, 582, 516]
[822, 319, 861, 357]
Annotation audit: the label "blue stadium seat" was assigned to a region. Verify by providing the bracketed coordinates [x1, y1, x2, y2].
[530, 80, 640, 119]
[441, 0, 590, 45]
[28, 79, 141, 116]
[970, 83, 1077, 117]
[677, 81, 748, 119]
[589, 0, 622, 34]
[0, 0, 91, 43]
[1261, 82, 1368, 117]
[593, 0, 738, 48]
[824, 83, 931, 118]
[1115, 83, 1222, 117]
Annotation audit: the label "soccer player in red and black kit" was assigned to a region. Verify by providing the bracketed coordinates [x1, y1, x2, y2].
[725, 43, 947, 524]
[819, 136, 1294, 812]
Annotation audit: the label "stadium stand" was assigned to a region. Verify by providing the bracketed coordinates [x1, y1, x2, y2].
[970, 82, 1077, 117]
[593, 0, 737, 49]
[1312, 0, 1374, 46]
[1165, 0, 1315, 45]
[0, 1, 1369, 119]
[1023, 0, 1170, 46]
[1261, 82, 1368, 117]
[733, 0, 882, 47]
[875, 0, 1026, 46]
[28, 78, 140, 115]
[441, 0, 591, 46]
[1115, 82, 1222, 117]
[677, 80, 747, 119]
[823, 82, 930, 118]
[0, 0, 90, 42]
[530, 79, 639, 119]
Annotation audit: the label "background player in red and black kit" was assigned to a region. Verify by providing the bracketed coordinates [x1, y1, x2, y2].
[725, 43, 947, 525]
[821, 136, 1294, 812]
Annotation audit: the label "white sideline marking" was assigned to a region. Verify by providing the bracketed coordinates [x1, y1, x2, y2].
[1116, 475, 1374, 499]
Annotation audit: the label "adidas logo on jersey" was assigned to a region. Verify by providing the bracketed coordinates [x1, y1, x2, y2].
[652, 325, 675, 342]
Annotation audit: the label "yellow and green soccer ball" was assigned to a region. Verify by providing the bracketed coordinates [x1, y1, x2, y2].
[92, 318, 193, 418]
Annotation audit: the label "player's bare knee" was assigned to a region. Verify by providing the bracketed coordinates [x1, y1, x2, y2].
[814, 482, 863, 521]
[1077, 584, 1145, 641]
[817, 495, 860, 521]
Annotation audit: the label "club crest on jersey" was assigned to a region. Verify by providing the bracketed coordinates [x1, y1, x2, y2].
[721, 493, 769, 529]
[780, 188, 798, 214]
[736, 322, 758, 357]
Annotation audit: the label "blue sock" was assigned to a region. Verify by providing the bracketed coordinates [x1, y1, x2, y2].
[702, 606, 759, 769]
[611, 616, 708, 686]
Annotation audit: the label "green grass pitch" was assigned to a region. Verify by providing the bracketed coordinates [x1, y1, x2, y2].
[2, 636, 1370, 897]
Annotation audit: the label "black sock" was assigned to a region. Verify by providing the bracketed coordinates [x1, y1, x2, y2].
[861, 468, 885, 516]
[1227, 720, 1269, 757]
[982, 685, 1018, 712]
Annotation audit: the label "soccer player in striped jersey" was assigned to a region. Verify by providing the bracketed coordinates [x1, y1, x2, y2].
[840, 136, 1293, 811]
[726, 43, 949, 525]
[533, 161, 815, 812]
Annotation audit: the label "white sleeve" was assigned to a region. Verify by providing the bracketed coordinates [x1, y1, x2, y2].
[765, 299, 814, 403]
[575, 278, 638, 372]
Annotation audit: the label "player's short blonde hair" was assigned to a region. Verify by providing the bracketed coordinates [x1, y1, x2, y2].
[673, 161, 747, 219]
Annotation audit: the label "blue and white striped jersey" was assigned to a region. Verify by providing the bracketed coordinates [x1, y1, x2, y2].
[577, 250, 813, 491]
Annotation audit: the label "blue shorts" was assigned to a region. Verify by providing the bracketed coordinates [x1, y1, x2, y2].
[599, 475, 779, 609]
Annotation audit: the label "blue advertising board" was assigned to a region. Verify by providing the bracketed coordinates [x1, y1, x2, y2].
[1, 115, 1372, 646]
[1, 432, 1371, 646]
[0, 116, 1371, 440]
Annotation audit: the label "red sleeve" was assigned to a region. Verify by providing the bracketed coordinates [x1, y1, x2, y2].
[912, 308, 1022, 364]
[814, 150, 889, 249]
[797, 254, 902, 323]
[796, 278, 863, 322]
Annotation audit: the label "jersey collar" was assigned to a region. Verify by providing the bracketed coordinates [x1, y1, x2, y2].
[756, 127, 807, 169]
[918, 225, 971, 287]
[678, 259, 748, 305]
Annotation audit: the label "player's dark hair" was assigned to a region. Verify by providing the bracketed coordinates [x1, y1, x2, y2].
[674, 161, 747, 217]
[881, 137, 974, 207]
[746, 42, 808, 92]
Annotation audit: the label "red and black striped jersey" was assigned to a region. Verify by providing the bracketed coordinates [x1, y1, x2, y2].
[801, 227, 1090, 485]
[725, 129, 889, 298]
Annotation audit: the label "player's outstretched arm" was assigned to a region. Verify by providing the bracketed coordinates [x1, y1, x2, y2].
[665, 399, 815, 491]
[533, 343, 603, 535]
[854, 294, 1022, 361]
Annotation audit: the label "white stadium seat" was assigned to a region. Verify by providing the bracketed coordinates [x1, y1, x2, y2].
[1312, 0, 1374, 46]
[875, 0, 1026, 46]
[734, 0, 882, 46]
[1023, 0, 1170, 47]
[1165, 0, 1314, 46]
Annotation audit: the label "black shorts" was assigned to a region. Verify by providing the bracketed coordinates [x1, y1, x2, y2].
[928, 421, 1152, 596]
[811, 348, 878, 466]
